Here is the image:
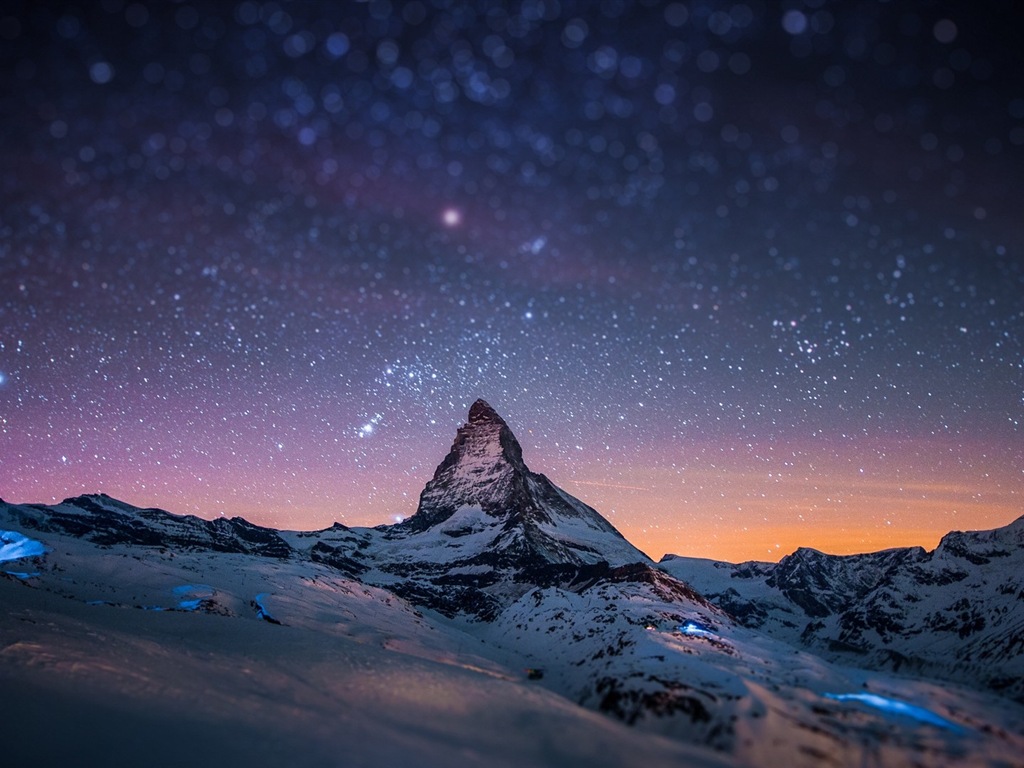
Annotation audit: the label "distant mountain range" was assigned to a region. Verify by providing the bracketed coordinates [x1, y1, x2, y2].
[660, 515, 1024, 703]
[2, 400, 1022, 767]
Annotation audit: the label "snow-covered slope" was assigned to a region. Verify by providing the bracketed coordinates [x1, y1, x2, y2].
[3, 402, 1024, 767]
[472, 568, 1022, 768]
[6, 496, 1023, 767]
[0, 520, 724, 768]
[659, 517, 1024, 702]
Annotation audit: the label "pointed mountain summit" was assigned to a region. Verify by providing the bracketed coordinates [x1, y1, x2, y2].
[394, 399, 648, 568]
[356, 399, 655, 617]
[406, 399, 531, 530]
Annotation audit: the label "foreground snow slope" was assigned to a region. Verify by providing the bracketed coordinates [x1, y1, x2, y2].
[0, 565, 721, 768]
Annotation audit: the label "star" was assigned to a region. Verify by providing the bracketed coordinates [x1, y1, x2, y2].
[441, 207, 462, 228]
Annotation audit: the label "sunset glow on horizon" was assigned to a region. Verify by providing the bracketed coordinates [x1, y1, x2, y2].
[5, 402, 1019, 563]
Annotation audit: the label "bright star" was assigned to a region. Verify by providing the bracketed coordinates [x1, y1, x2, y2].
[441, 207, 462, 227]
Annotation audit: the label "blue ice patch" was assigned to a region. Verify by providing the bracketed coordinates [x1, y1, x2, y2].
[0, 530, 46, 563]
[172, 584, 215, 610]
[824, 692, 965, 732]
[679, 621, 713, 636]
[253, 592, 281, 624]
[4, 571, 39, 580]
[172, 584, 214, 596]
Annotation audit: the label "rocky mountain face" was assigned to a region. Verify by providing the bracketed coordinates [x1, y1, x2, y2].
[659, 517, 1024, 703]
[400, 400, 644, 561]
[405, 398, 535, 531]
[360, 399, 653, 618]
[3, 401, 1023, 767]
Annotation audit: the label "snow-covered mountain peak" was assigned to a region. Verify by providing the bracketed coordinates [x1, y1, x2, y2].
[933, 514, 1024, 564]
[401, 400, 535, 531]
[457, 398, 534, 482]
[376, 401, 649, 608]
[450, 398, 526, 473]
[467, 397, 506, 426]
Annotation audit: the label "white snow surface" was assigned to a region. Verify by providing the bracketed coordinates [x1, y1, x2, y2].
[1, 500, 727, 768]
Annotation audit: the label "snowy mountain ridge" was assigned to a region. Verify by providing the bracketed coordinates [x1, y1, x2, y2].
[659, 515, 1024, 703]
[2, 401, 1023, 767]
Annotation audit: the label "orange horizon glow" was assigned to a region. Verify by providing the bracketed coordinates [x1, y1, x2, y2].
[5, 431, 1020, 566]
[609, 483, 1023, 562]
[8, 469, 1019, 567]
[550, 434, 1024, 562]
[626, 522, 955, 565]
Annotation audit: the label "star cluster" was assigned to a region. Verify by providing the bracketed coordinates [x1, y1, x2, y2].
[1, 1, 1021, 561]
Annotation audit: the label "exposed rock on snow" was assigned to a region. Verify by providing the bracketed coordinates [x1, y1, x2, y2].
[5, 493, 292, 558]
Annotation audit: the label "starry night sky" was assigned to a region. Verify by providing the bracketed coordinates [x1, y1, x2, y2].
[2, 1, 1022, 562]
